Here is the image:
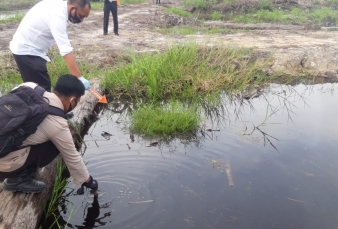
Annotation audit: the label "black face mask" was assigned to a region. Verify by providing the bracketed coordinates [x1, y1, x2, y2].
[69, 8, 81, 24]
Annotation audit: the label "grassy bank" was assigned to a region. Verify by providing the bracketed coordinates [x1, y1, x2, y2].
[102, 44, 275, 101]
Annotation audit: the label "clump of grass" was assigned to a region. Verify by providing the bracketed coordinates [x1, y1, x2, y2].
[43, 158, 69, 222]
[0, 12, 24, 24]
[164, 7, 192, 17]
[102, 44, 273, 101]
[211, 11, 223, 20]
[183, 0, 209, 9]
[258, 0, 274, 11]
[130, 101, 200, 137]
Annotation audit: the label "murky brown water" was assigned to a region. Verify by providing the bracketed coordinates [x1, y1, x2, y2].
[49, 83, 338, 229]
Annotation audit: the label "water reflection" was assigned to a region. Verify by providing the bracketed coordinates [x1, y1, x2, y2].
[74, 194, 110, 229]
[50, 83, 338, 229]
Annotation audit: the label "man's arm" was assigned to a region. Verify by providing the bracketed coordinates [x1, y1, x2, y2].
[47, 15, 90, 89]
[63, 52, 82, 77]
[63, 52, 90, 89]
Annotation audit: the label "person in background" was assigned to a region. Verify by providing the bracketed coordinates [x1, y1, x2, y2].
[103, 0, 119, 36]
[0, 74, 98, 193]
[9, 0, 92, 92]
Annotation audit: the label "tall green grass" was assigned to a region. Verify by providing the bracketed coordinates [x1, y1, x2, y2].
[102, 44, 273, 101]
[40, 158, 71, 229]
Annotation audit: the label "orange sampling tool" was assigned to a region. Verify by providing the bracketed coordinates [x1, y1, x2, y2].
[89, 87, 107, 104]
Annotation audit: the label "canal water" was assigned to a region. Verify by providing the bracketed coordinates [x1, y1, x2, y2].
[57, 83, 338, 229]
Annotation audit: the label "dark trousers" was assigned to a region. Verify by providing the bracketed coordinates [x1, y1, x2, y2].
[12, 54, 51, 92]
[0, 141, 59, 181]
[103, 1, 118, 35]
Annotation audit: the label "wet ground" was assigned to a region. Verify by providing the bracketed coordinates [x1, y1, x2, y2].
[52, 83, 338, 229]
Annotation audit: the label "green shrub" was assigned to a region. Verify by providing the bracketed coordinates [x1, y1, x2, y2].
[211, 11, 223, 20]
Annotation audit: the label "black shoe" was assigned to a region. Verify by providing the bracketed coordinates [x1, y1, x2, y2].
[3, 178, 45, 193]
[3, 167, 45, 193]
[103, 33, 107, 35]
[114, 33, 119, 36]
[65, 112, 74, 119]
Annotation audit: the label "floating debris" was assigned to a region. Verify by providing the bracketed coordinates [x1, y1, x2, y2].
[211, 159, 223, 169]
[130, 133, 135, 142]
[243, 88, 263, 100]
[286, 198, 305, 203]
[146, 142, 158, 147]
[225, 163, 235, 187]
[128, 200, 155, 204]
[180, 139, 189, 144]
[101, 131, 112, 140]
[206, 129, 220, 132]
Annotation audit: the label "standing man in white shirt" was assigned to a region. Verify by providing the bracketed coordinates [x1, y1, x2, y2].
[10, 0, 91, 92]
[103, 0, 119, 36]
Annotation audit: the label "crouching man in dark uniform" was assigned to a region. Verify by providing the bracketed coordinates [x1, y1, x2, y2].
[0, 74, 98, 193]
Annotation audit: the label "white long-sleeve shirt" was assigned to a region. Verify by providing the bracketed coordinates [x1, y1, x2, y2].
[10, 0, 73, 62]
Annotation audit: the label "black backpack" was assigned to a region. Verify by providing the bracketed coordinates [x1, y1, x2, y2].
[0, 85, 66, 158]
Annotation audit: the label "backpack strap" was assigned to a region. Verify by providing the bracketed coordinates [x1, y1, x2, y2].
[34, 85, 66, 119]
[34, 85, 46, 97]
[49, 105, 66, 119]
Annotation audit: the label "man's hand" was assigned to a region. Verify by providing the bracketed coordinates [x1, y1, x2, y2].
[82, 175, 98, 191]
[78, 76, 90, 90]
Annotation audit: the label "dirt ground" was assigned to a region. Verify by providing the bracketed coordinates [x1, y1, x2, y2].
[1, 1, 338, 82]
